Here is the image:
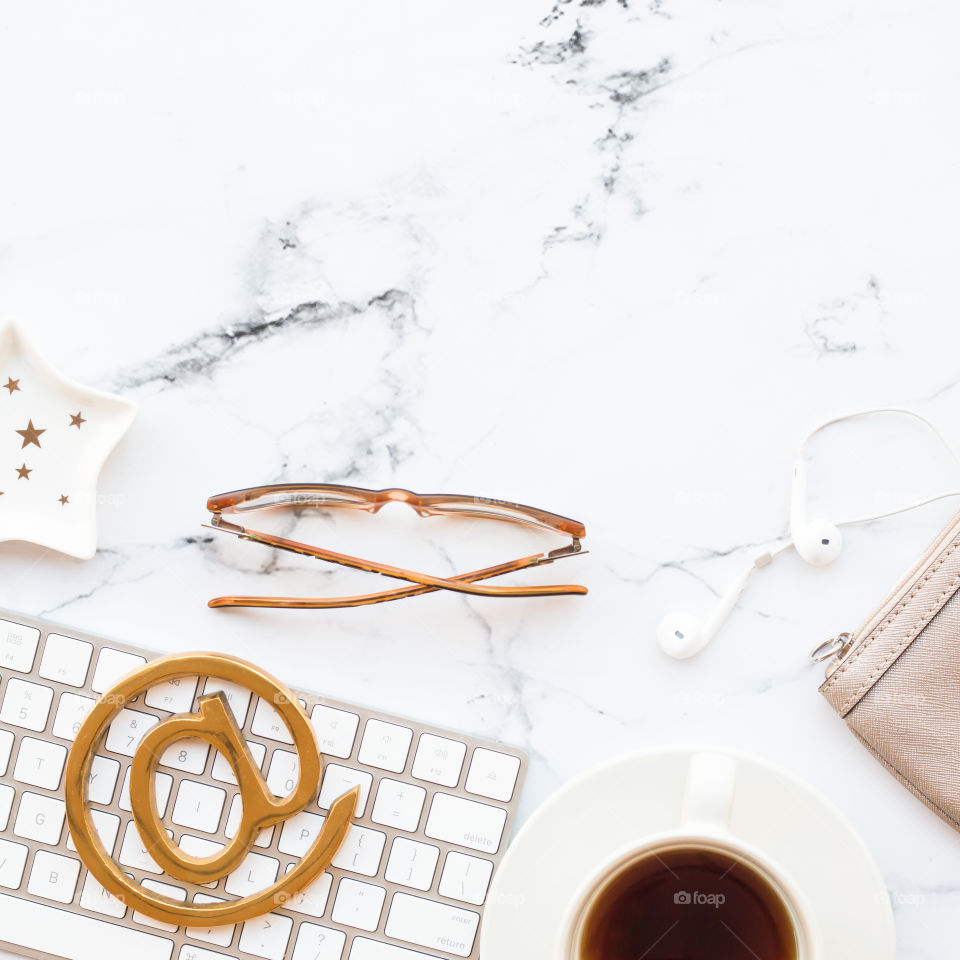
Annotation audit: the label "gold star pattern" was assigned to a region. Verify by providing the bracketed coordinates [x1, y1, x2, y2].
[16, 463, 31, 480]
[58, 494, 69, 506]
[69, 411, 86, 429]
[3, 377, 20, 395]
[15, 419, 45, 449]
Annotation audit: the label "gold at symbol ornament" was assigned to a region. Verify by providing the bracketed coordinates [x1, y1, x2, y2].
[64, 653, 360, 926]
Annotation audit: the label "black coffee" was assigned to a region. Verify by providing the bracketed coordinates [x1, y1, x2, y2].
[578, 846, 798, 960]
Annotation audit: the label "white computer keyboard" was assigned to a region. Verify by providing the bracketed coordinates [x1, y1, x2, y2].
[0, 610, 526, 960]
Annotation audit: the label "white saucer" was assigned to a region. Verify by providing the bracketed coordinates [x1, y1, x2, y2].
[0, 323, 136, 559]
[481, 746, 895, 958]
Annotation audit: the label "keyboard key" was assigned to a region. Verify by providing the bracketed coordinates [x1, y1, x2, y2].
[464, 747, 521, 802]
[330, 878, 385, 932]
[331, 825, 386, 878]
[79, 871, 128, 918]
[13, 735, 67, 789]
[358, 719, 412, 773]
[384, 893, 480, 958]
[14, 791, 65, 844]
[178, 837, 225, 889]
[225, 795, 274, 848]
[1, 678, 54, 731]
[0, 619, 40, 672]
[202, 678, 251, 726]
[185, 893, 236, 946]
[67, 809, 121, 856]
[280, 865, 333, 918]
[91, 647, 147, 693]
[145, 675, 198, 714]
[371, 779, 426, 832]
[291, 922, 345, 960]
[423, 793, 506, 855]
[0, 891, 174, 960]
[0, 838, 28, 888]
[225, 850, 280, 897]
[181, 942, 233, 960]
[438, 851, 493, 905]
[38, 633, 93, 687]
[0, 784, 14, 831]
[52, 691, 96, 741]
[119, 768, 174, 815]
[318, 764, 372, 817]
[171, 780, 226, 834]
[411, 734, 466, 788]
[266, 749, 300, 797]
[106, 707, 159, 756]
[0, 728, 13, 774]
[88, 755, 121, 804]
[160, 737, 210, 775]
[251, 697, 294, 743]
[119, 821, 171, 874]
[28, 850, 81, 904]
[278, 809, 327, 858]
[348, 940, 436, 960]
[238, 913, 293, 960]
[134, 879, 187, 932]
[384, 838, 439, 892]
[211, 740, 266, 784]
[310, 704, 359, 758]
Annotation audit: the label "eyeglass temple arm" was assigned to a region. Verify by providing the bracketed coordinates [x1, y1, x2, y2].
[206, 516, 587, 600]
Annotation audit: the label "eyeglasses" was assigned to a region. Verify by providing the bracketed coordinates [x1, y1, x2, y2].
[204, 483, 588, 609]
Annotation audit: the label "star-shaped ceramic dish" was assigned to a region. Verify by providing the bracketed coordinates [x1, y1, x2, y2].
[0, 322, 136, 558]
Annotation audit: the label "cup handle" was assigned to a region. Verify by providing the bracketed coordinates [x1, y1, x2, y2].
[681, 752, 737, 830]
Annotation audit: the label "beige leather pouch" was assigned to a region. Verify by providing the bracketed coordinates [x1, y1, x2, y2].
[817, 511, 960, 828]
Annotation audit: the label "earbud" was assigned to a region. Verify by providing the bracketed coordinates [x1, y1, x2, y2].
[789, 459, 843, 566]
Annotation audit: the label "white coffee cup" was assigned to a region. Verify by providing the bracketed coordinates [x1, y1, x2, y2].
[556, 751, 824, 959]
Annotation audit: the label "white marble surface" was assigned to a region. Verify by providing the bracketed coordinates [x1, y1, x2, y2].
[2, 0, 960, 955]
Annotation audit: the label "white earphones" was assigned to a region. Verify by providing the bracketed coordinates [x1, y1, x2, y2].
[657, 408, 960, 660]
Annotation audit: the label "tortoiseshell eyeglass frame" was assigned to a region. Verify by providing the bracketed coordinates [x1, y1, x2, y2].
[204, 483, 587, 609]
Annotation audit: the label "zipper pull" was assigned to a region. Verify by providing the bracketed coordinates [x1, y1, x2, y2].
[810, 631, 853, 664]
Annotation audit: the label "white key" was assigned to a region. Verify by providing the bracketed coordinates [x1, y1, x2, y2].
[120, 768, 174, 815]
[91, 647, 147, 693]
[330, 878, 385, 932]
[0, 838, 28, 888]
[225, 795, 274, 848]
[38, 633, 93, 687]
[0, 619, 40, 672]
[0, 784, 14, 831]
[119, 821, 172, 874]
[251, 697, 294, 743]
[1, 678, 54, 731]
[266, 749, 302, 797]
[349, 939, 436, 960]
[384, 838, 440, 892]
[332, 825, 386, 878]
[291, 922, 345, 960]
[28, 850, 81, 904]
[238, 913, 293, 960]
[172, 780, 226, 834]
[225, 850, 279, 897]
[202, 678, 251, 725]
[13, 736, 67, 789]
[280, 865, 333, 918]
[0, 891, 175, 960]
[0, 728, 13, 774]
[52, 691, 96, 741]
[88, 754, 121, 804]
[80, 871, 128, 917]
[145, 675, 198, 714]
[211, 740, 266, 784]
[14, 791, 65, 844]
[178, 836, 224, 888]
[465, 747, 521, 802]
[310, 704, 359, 758]
[371, 779, 425, 832]
[318, 764, 372, 817]
[135, 879, 187, 932]
[424, 793, 506, 855]
[160, 737, 210, 775]
[185, 893, 236, 946]
[67, 808, 121, 856]
[411, 734, 466, 788]
[438, 851, 493, 905]
[106, 707, 159, 756]
[180, 948, 232, 960]
[357, 719, 412, 773]
[278, 809, 328, 857]
[385, 894, 480, 957]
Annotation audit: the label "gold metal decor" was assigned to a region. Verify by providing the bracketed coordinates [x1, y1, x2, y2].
[65, 653, 360, 925]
